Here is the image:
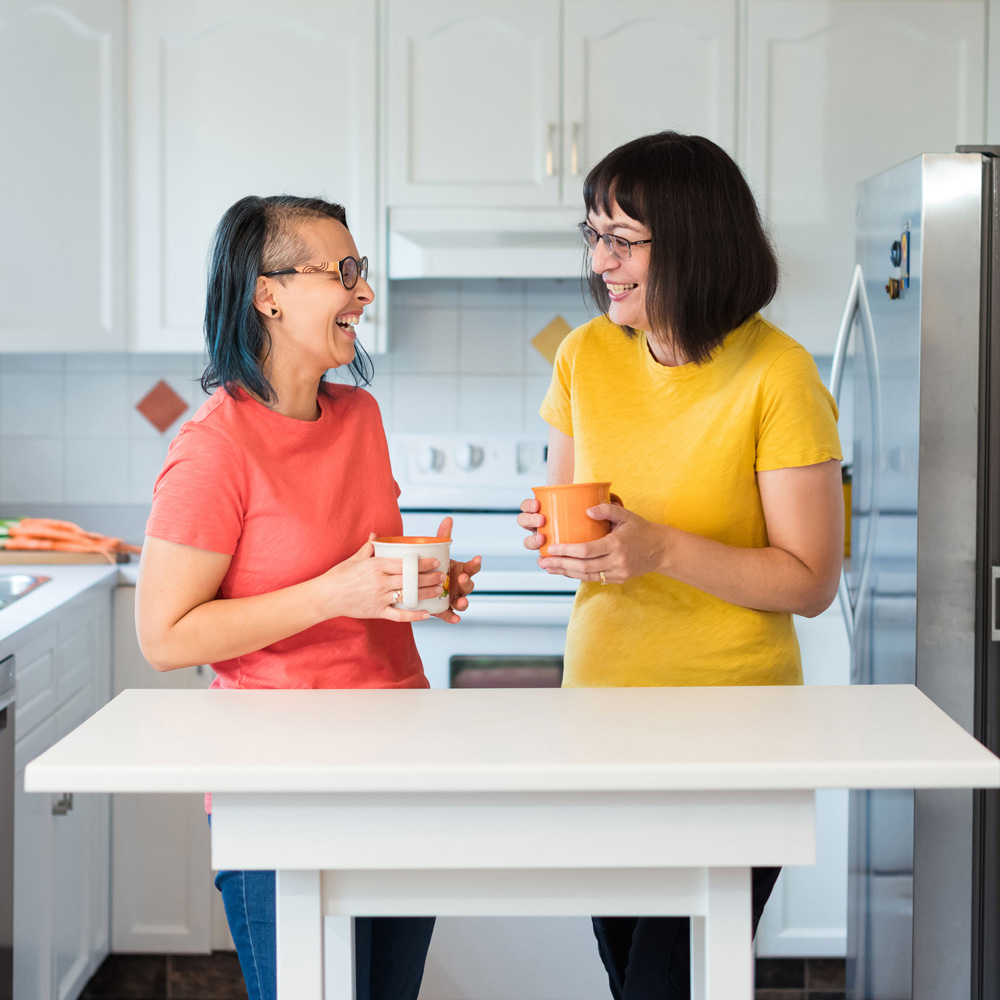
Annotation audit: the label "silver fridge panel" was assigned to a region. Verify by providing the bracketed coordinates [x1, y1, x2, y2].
[846, 153, 987, 1000]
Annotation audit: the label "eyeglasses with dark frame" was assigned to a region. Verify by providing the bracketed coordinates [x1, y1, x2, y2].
[578, 222, 651, 261]
[260, 254, 369, 290]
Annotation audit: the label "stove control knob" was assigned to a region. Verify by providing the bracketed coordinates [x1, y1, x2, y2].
[415, 446, 444, 474]
[453, 443, 485, 472]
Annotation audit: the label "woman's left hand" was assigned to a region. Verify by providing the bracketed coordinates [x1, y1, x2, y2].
[539, 503, 669, 585]
[432, 516, 482, 623]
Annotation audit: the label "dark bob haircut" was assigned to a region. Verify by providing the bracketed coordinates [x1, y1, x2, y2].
[201, 194, 373, 402]
[584, 131, 778, 364]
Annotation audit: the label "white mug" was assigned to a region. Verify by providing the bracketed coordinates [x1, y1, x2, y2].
[372, 536, 452, 613]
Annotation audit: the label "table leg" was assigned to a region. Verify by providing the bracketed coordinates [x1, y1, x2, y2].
[275, 869, 324, 1000]
[325, 916, 356, 1000]
[700, 867, 753, 1000]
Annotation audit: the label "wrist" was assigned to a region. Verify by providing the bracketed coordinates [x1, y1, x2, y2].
[656, 523, 679, 577]
[306, 570, 341, 624]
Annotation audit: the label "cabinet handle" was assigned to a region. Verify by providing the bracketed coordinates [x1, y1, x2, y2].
[52, 792, 73, 816]
[571, 122, 581, 175]
[545, 123, 557, 176]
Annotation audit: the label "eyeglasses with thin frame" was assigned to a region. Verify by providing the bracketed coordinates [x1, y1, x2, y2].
[578, 222, 651, 261]
[260, 254, 369, 290]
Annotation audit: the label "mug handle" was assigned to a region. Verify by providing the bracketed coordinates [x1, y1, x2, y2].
[610, 493, 624, 507]
[401, 550, 419, 609]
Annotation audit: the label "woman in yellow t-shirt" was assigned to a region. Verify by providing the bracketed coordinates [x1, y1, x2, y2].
[517, 132, 843, 1000]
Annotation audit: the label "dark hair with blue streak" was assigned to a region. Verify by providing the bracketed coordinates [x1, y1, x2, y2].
[201, 194, 373, 403]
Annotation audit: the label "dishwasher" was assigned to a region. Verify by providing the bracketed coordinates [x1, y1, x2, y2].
[0, 655, 13, 1000]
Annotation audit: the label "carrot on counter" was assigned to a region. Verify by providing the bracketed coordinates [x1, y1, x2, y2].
[0, 516, 142, 558]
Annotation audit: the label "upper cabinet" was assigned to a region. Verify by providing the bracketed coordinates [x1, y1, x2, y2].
[562, 1, 737, 206]
[386, 1, 562, 206]
[386, 0, 737, 208]
[0, 0, 127, 352]
[130, 0, 381, 353]
[744, 0, 986, 355]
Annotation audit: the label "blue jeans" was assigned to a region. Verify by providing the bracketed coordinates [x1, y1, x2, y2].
[214, 868, 435, 1000]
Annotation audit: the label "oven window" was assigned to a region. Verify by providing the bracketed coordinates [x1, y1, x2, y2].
[449, 655, 563, 688]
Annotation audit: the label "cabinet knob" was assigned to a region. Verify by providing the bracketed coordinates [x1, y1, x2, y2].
[52, 792, 73, 816]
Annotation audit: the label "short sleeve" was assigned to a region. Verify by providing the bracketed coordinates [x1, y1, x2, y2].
[755, 347, 843, 472]
[145, 421, 246, 554]
[538, 331, 576, 437]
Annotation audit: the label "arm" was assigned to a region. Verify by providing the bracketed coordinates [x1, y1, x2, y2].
[540, 458, 844, 618]
[135, 534, 445, 672]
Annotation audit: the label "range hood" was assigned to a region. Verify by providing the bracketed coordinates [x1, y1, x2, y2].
[387, 207, 585, 279]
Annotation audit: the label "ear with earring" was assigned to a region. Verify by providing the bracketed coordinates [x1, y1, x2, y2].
[271, 308, 277, 316]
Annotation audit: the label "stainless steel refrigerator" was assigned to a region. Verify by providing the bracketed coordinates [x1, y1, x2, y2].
[832, 149, 1000, 1000]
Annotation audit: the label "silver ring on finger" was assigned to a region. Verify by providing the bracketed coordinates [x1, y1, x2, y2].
[391, 590, 401, 604]
[599, 571, 607, 585]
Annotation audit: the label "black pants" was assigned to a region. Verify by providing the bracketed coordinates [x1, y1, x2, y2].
[591, 866, 781, 1000]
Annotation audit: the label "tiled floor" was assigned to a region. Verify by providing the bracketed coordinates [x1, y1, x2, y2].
[83, 952, 846, 999]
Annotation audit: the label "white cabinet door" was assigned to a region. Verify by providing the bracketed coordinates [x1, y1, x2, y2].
[131, 0, 380, 353]
[744, 0, 985, 357]
[386, 0, 562, 206]
[562, 1, 738, 206]
[13, 716, 57, 1000]
[0, 0, 127, 352]
[51, 685, 98, 1000]
[110, 585, 217, 953]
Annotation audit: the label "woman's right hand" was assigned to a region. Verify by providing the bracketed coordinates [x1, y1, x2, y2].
[517, 499, 546, 553]
[318, 533, 446, 622]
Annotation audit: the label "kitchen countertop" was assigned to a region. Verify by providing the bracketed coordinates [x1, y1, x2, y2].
[0, 562, 127, 650]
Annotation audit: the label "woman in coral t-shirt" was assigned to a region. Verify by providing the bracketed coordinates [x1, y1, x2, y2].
[136, 194, 480, 1000]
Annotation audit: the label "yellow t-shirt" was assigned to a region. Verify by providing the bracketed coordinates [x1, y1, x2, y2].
[540, 313, 842, 688]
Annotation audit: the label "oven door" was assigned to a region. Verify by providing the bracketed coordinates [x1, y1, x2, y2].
[410, 594, 573, 690]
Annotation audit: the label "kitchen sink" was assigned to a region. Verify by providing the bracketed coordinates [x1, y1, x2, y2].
[0, 574, 50, 610]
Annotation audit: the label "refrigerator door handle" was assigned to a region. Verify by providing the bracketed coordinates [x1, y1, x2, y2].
[993, 566, 1000, 641]
[830, 269, 856, 642]
[830, 264, 883, 647]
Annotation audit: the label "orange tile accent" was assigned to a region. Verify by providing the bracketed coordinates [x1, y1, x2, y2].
[135, 379, 188, 433]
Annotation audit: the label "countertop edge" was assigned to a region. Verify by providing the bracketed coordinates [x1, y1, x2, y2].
[0, 564, 123, 652]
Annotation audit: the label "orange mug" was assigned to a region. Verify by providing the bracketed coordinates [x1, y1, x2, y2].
[531, 482, 612, 558]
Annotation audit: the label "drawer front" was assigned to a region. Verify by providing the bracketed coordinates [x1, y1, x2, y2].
[56, 608, 97, 706]
[14, 633, 57, 738]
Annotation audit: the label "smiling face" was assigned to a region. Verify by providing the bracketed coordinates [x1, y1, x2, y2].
[256, 216, 372, 374]
[586, 201, 653, 333]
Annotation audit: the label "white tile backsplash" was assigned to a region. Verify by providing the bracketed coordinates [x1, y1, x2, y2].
[390, 308, 460, 374]
[64, 373, 130, 438]
[0, 279, 597, 504]
[0, 437, 65, 502]
[64, 437, 130, 504]
[458, 309, 526, 375]
[458, 376, 525, 433]
[129, 437, 172, 504]
[392, 374, 459, 432]
[1, 372, 65, 437]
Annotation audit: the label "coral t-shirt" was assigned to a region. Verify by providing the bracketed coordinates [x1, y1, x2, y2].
[145, 384, 426, 692]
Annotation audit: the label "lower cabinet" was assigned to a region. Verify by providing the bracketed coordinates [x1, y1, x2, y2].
[110, 585, 232, 953]
[12, 587, 113, 1000]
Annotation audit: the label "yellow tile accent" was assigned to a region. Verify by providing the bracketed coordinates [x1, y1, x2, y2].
[530, 315, 572, 365]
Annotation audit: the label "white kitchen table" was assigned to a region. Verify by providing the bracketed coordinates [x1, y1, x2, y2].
[24, 684, 1000, 1000]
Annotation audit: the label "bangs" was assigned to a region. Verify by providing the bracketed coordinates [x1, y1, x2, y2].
[583, 148, 650, 226]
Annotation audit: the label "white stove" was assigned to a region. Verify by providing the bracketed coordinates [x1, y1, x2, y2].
[388, 433, 577, 689]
